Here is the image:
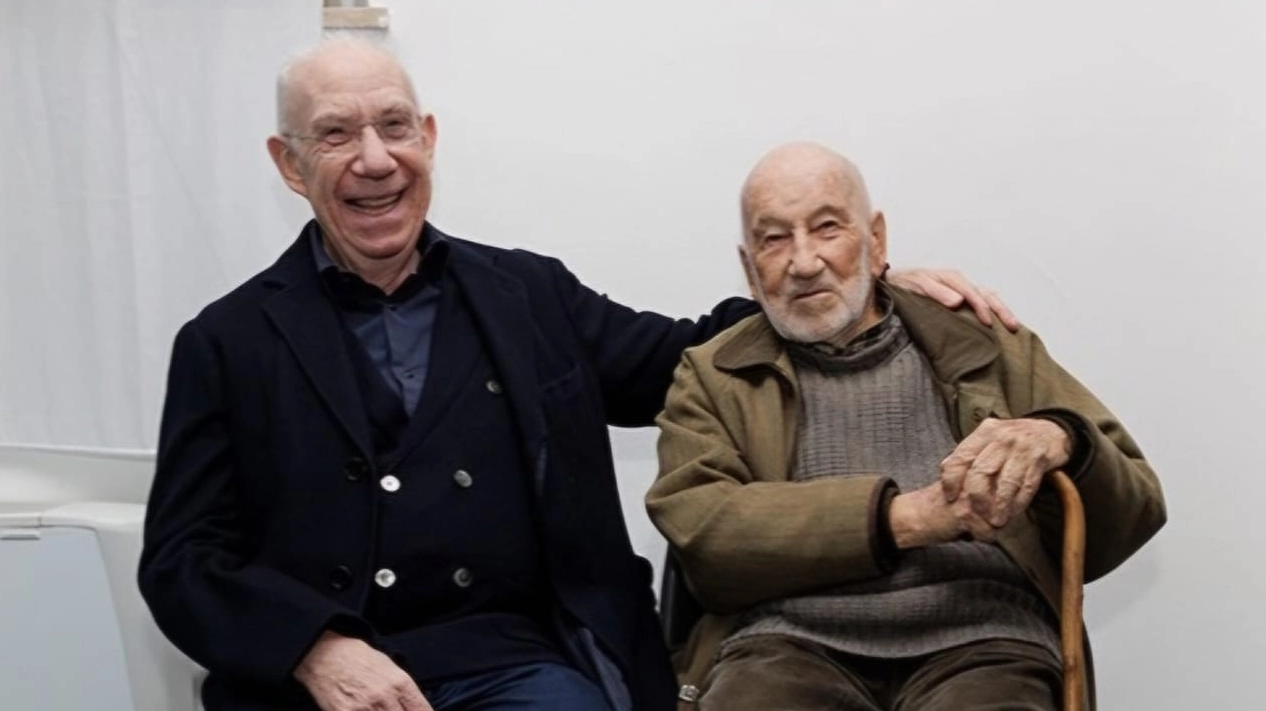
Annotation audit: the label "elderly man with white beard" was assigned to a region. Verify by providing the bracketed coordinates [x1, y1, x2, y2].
[646, 143, 1166, 711]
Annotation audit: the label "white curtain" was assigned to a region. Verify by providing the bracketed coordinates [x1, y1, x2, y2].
[0, 1, 318, 453]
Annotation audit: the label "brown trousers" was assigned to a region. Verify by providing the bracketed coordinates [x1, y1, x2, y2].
[698, 636, 1062, 711]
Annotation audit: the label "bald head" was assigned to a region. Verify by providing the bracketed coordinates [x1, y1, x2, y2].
[740, 142, 873, 242]
[737, 141, 888, 345]
[276, 38, 418, 135]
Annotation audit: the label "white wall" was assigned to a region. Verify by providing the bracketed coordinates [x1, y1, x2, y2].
[0, 0, 313, 498]
[3, 1, 1263, 707]
[384, 2, 1265, 707]
[0, 0, 316, 452]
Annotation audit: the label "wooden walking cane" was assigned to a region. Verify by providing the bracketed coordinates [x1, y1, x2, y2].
[1048, 470, 1086, 711]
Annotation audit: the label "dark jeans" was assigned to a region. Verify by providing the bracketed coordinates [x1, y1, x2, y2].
[425, 661, 610, 711]
[699, 636, 1062, 711]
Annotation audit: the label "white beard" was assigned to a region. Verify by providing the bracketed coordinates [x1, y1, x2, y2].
[754, 244, 874, 345]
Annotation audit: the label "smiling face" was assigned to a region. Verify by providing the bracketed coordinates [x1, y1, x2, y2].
[739, 143, 888, 345]
[267, 43, 436, 271]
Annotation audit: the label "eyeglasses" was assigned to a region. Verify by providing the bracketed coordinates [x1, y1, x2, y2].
[283, 115, 423, 155]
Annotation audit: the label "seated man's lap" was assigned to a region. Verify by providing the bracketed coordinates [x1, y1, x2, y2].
[425, 662, 610, 711]
[699, 635, 884, 711]
[700, 635, 1061, 711]
[898, 639, 1061, 711]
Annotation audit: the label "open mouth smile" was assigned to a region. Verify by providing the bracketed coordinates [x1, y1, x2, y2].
[345, 190, 404, 214]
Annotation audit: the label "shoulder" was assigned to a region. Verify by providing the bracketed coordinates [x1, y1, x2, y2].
[443, 232, 571, 284]
[671, 314, 779, 397]
[180, 232, 313, 342]
[889, 284, 1044, 359]
[442, 231, 604, 321]
[682, 314, 769, 363]
[179, 269, 280, 343]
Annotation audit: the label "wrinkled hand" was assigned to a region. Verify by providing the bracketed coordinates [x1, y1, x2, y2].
[886, 268, 1020, 332]
[295, 632, 433, 711]
[940, 417, 1071, 530]
[890, 480, 995, 548]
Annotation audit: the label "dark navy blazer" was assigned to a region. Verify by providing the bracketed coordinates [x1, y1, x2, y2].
[138, 222, 756, 710]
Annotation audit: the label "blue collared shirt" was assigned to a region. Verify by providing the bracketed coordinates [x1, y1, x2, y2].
[310, 228, 447, 414]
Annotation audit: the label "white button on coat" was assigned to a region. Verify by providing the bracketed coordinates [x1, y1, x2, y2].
[452, 567, 473, 588]
[453, 470, 473, 488]
[374, 568, 397, 588]
[380, 475, 401, 492]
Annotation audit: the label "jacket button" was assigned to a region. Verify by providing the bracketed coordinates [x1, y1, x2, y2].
[374, 568, 397, 589]
[678, 684, 701, 702]
[328, 565, 353, 591]
[380, 474, 401, 492]
[343, 457, 369, 482]
[485, 379, 503, 395]
[453, 470, 473, 488]
[452, 567, 473, 588]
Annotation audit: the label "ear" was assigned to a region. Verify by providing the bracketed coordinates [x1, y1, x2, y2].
[418, 113, 438, 165]
[738, 244, 760, 300]
[267, 136, 309, 198]
[868, 210, 888, 278]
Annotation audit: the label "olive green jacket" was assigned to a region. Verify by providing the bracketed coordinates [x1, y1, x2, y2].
[647, 285, 1166, 709]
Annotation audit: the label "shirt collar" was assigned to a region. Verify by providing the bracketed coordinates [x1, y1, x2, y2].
[308, 223, 449, 304]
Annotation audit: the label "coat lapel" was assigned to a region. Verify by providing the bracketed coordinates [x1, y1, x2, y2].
[445, 241, 547, 490]
[259, 226, 374, 460]
[391, 280, 482, 462]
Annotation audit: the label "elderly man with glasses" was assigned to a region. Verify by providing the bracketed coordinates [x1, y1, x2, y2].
[138, 40, 1017, 711]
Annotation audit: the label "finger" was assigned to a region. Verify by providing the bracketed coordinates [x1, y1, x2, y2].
[940, 427, 992, 501]
[983, 288, 1021, 332]
[966, 438, 1008, 481]
[991, 452, 1034, 527]
[964, 470, 996, 520]
[921, 278, 969, 311]
[886, 269, 953, 303]
[963, 441, 1007, 517]
[1009, 462, 1045, 518]
[942, 438, 996, 502]
[969, 518, 998, 543]
[964, 292, 996, 328]
[918, 269, 983, 311]
[967, 517, 997, 543]
[399, 683, 433, 711]
[939, 451, 970, 502]
[951, 497, 996, 542]
[937, 272, 994, 327]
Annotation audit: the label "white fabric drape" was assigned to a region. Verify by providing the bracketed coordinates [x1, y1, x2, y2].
[1, 1, 317, 452]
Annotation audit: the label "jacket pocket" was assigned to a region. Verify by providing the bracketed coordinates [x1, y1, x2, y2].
[540, 363, 584, 400]
[956, 385, 1011, 435]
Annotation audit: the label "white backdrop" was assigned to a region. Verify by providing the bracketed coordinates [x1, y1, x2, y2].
[3, 1, 1265, 708]
[0, 0, 315, 452]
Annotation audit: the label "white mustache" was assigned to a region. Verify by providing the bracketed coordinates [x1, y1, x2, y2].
[785, 280, 836, 299]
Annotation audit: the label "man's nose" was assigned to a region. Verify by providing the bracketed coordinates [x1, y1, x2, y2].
[351, 126, 398, 176]
[787, 233, 824, 278]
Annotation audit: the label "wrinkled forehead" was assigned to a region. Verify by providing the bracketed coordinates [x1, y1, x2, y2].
[744, 168, 860, 222]
[304, 88, 418, 127]
[290, 59, 418, 127]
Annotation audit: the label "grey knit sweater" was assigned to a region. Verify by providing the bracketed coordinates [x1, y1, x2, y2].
[725, 306, 1060, 660]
